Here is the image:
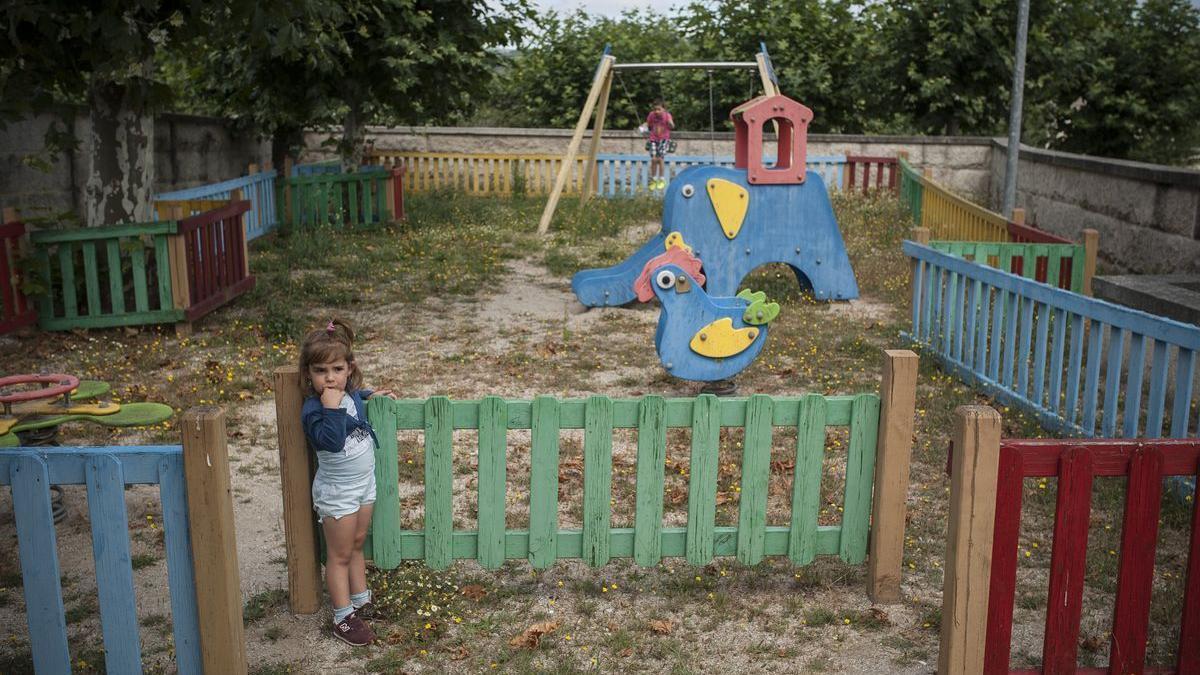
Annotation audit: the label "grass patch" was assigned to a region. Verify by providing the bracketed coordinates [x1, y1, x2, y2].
[243, 589, 288, 624]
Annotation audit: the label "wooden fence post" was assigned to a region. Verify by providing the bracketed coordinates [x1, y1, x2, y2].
[1082, 229, 1099, 296]
[181, 407, 248, 675]
[274, 365, 322, 614]
[938, 406, 1002, 675]
[167, 205, 192, 337]
[867, 349, 919, 603]
[1012, 208, 1025, 225]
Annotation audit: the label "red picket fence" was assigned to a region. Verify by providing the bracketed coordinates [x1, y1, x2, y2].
[845, 155, 898, 194]
[1007, 219, 1073, 245]
[179, 200, 255, 322]
[985, 439, 1200, 674]
[0, 219, 37, 335]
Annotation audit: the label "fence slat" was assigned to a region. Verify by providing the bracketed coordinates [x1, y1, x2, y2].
[975, 284, 992, 373]
[82, 240, 102, 316]
[87, 454, 143, 674]
[1048, 308, 1067, 416]
[1042, 447, 1093, 671]
[158, 454, 202, 674]
[1179, 461, 1200, 673]
[1122, 334, 1148, 437]
[1145, 341, 1170, 438]
[477, 396, 507, 570]
[105, 239, 126, 315]
[1082, 322, 1104, 434]
[840, 393, 881, 564]
[1065, 314, 1086, 425]
[1109, 446, 1163, 674]
[424, 396, 454, 569]
[367, 397, 402, 568]
[736, 395, 773, 566]
[983, 446, 1024, 675]
[10, 455, 70, 674]
[789, 394, 827, 565]
[1101, 326, 1127, 437]
[634, 396, 667, 567]
[1171, 349, 1196, 437]
[1031, 303, 1050, 405]
[582, 395, 614, 567]
[529, 396, 560, 568]
[1017, 296, 1035, 396]
[686, 394, 721, 566]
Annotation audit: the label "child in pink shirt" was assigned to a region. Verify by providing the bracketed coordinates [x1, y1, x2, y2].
[645, 100, 674, 190]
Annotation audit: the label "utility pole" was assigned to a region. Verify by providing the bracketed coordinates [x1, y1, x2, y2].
[1002, 0, 1031, 218]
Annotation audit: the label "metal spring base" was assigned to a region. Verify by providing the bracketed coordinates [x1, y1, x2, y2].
[17, 426, 67, 524]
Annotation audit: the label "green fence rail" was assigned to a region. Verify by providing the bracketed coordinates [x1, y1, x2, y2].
[281, 169, 401, 229]
[360, 393, 881, 570]
[930, 241, 1086, 293]
[899, 157, 924, 226]
[30, 222, 183, 330]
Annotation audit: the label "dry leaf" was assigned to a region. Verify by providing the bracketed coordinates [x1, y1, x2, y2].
[448, 645, 470, 661]
[647, 619, 673, 635]
[619, 647, 634, 657]
[510, 621, 559, 649]
[868, 607, 890, 623]
[461, 584, 487, 601]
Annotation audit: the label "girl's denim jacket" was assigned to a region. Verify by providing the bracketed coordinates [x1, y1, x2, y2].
[301, 388, 381, 453]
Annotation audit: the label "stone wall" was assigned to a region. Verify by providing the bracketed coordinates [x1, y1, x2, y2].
[988, 139, 1200, 274]
[0, 108, 269, 222]
[304, 126, 996, 197]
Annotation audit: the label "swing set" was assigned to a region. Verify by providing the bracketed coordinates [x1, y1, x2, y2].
[536, 43, 783, 234]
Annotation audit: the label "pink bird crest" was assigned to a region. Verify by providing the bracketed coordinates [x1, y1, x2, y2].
[633, 247, 705, 302]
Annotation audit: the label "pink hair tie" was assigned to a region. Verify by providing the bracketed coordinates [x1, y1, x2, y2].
[326, 321, 335, 334]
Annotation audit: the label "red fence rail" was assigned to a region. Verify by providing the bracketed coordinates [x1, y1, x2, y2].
[179, 200, 255, 322]
[1006, 219, 1073, 245]
[0, 219, 37, 335]
[845, 155, 898, 194]
[986, 439, 1200, 675]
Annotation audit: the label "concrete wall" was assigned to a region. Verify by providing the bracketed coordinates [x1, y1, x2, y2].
[0, 108, 269, 222]
[305, 126, 996, 197]
[988, 139, 1200, 274]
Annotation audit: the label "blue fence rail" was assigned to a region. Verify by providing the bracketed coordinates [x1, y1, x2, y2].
[1, 409, 245, 673]
[594, 154, 846, 198]
[903, 241, 1200, 439]
[155, 170, 279, 241]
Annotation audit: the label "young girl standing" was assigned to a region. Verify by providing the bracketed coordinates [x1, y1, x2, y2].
[299, 319, 394, 646]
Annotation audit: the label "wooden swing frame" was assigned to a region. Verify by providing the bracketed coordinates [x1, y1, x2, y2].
[536, 43, 782, 235]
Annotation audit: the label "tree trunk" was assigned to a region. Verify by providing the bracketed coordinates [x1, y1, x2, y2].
[272, 125, 304, 180]
[341, 104, 364, 172]
[84, 82, 154, 227]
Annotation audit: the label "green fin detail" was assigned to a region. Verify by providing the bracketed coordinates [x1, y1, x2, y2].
[737, 289, 766, 304]
[743, 299, 780, 325]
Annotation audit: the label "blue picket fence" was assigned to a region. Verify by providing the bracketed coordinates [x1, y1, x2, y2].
[154, 170, 279, 241]
[904, 241, 1200, 440]
[595, 154, 846, 198]
[1, 445, 202, 674]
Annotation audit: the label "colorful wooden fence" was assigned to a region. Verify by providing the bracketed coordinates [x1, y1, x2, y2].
[154, 166, 278, 241]
[939, 409, 1200, 674]
[1, 409, 245, 674]
[368, 151, 857, 198]
[273, 351, 920, 612]
[0, 216, 37, 335]
[845, 155, 898, 194]
[905, 241, 1200, 440]
[930, 241, 1088, 293]
[30, 202, 253, 330]
[899, 157, 924, 225]
[281, 168, 404, 229]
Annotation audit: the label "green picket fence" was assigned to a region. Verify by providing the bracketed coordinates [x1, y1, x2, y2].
[361, 393, 881, 570]
[281, 169, 402, 229]
[30, 222, 183, 329]
[930, 240, 1086, 293]
[899, 157, 924, 226]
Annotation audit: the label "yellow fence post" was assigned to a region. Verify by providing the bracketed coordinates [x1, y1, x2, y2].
[1082, 229, 1099, 296]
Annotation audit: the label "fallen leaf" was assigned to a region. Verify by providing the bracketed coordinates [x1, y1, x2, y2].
[448, 645, 470, 661]
[647, 619, 673, 635]
[619, 647, 634, 657]
[510, 621, 559, 649]
[461, 584, 487, 601]
[868, 607, 890, 623]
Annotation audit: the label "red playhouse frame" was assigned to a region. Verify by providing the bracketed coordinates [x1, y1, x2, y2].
[731, 94, 813, 185]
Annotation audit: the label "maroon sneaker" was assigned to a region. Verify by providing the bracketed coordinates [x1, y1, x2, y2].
[355, 601, 377, 620]
[332, 611, 375, 646]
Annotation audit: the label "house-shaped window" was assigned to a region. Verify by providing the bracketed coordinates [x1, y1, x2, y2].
[731, 95, 814, 185]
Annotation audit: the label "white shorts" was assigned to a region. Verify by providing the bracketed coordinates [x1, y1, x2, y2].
[312, 471, 376, 523]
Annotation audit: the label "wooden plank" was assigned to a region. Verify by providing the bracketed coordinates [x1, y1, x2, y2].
[983, 446, 1024, 675]
[1109, 446, 1163, 674]
[1030, 302, 1050, 406]
[582, 396, 614, 567]
[840, 393, 881, 564]
[367, 390, 402, 569]
[938, 406, 1002, 675]
[1065, 314, 1086, 425]
[537, 54, 614, 234]
[867, 351, 919, 603]
[1178, 461, 1200, 674]
[273, 366, 322, 609]
[1122, 333, 1147, 437]
[1171, 349, 1195, 438]
[963, 279, 980, 366]
[158, 454, 202, 674]
[1016, 296, 1035, 396]
[1041, 447, 1093, 672]
[10, 455, 71, 674]
[180, 407, 247, 675]
[1082, 229, 1099, 296]
[686, 394, 721, 566]
[424, 396, 454, 569]
[130, 243, 149, 312]
[634, 395, 667, 566]
[529, 396, 560, 568]
[988, 288, 1006, 381]
[1102, 326, 1126, 437]
[1144, 341, 1170, 438]
[580, 70, 612, 203]
[789, 394, 827, 566]
[736, 395, 773, 566]
[58, 243, 77, 318]
[86, 454, 143, 673]
[1001, 292, 1020, 388]
[975, 283, 993, 373]
[1082, 321, 1104, 434]
[477, 396, 507, 570]
[103, 239, 125, 315]
[1048, 308, 1068, 416]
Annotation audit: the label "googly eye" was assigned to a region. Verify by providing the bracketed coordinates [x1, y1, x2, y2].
[681, 184, 695, 198]
[655, 269, 676, 290]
